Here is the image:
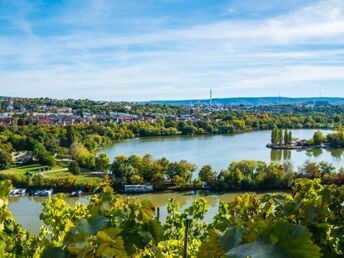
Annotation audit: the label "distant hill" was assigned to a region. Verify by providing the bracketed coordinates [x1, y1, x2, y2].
[148, 97, 344, 106]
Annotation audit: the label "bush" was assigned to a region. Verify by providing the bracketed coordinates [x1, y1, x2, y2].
[68, 161, 81, 175]
[0, 149, 12, 169]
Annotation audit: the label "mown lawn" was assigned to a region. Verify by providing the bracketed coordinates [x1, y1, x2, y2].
[0, 163, 103, 184]
[0, 164, 56, 178]
[45, 170, 103, 184]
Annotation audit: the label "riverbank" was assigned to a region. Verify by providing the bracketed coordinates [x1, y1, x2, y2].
[6, 182, 292, 196]
[266, 143, 335, 150]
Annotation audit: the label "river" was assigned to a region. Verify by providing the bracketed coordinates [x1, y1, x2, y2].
[9, 190, 279, 235]
[9, 129, 344, 234]
[101, 129, 343, 171]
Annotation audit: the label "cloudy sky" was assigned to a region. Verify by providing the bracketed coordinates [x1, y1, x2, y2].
[1, 0, 344, 101]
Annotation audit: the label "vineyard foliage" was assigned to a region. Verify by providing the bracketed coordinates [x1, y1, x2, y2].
[0, 179, 343, 257]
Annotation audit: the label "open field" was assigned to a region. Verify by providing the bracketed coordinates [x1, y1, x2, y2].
[0, 163, 103, 184]
[0, 164, 58, 178]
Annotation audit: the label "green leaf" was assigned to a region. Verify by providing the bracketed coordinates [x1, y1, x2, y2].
[74, 215, 108, 236]
[261, 222, 321, 258]
[220, 226, 244, 252]
[147, 219, 164, 243]
[42, 247, 69, 258]
[226, 240, 286, 258]
[197, 230, 225, 258]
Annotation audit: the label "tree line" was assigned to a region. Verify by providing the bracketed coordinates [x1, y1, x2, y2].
[110, 155, 344, 190]
[2, 152, 343, 192]
[306, 127, 344, 147]
[271, 127, 292, 145]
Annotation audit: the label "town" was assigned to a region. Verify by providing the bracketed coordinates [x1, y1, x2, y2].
[0, 97, 342, 126]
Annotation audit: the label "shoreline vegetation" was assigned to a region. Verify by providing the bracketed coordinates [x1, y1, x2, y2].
[1, 156, 343, 194]
[267, 126, 344, 150]
[0, 127, 343, 194]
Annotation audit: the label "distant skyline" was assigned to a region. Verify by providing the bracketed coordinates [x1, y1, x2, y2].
[1, 0, 344, 101]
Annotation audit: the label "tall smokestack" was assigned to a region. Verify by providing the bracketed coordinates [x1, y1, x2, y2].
[210, 89, 212, 105]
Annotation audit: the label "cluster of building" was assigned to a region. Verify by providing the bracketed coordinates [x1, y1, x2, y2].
[0, 112, 88, 125]
[0, 97, 338, 126]
[0, 111, 156, 126]
[192, 101, 333, 114]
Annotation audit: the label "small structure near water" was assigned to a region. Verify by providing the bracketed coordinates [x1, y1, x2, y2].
[70, 190, 83, 197]
[9, 188, 26, 196]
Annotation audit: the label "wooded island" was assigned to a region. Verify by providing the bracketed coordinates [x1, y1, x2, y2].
[267, 126, 344, 149]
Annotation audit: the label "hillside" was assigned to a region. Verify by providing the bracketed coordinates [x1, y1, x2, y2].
[148, 97, 344, 106]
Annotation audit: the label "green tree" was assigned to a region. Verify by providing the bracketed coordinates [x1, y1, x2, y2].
[217, 168, 244, 190]
[166, 160, 196, 183]
[65, 125, 76, 147]
[95, 153, 110, 172]
[32, 143, 56, 166]
[313, 131, 325, 146]
[68, 160, 81, 175]
[42, 154, 56, 167]
[199, 165, 216, 185]
[284, 128, 288, 145]
[0, 149, 12, 169]
[32, 143, 47, 160]
[70, 143, 95, 169]
[299, 161, 321, 178]
[271, 127, 278, 145]
[278, 128, 283, 146]
[288, 131, 293, 145]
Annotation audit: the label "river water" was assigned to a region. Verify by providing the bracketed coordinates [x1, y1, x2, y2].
[9, 129, 344, 234]
[101, 129, 343, 171]
[9, 190, 278, 235]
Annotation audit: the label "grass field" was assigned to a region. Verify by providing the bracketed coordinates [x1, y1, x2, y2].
[43, 169, 103, 184]
[0, 164, 57, 178]
[0, 163, 103, 184]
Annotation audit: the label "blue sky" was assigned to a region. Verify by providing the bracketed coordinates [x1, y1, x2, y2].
[0, 0, 344, 101]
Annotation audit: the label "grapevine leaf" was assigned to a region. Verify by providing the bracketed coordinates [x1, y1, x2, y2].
[220, 226, 244, 252]
[260, 222, 321, 258]
[225, 240, 286, 258]
[146, 219, 164, 243]
[42, 247, 68, 258]
[197, 230, 225, 258]
[71, 215, 107, 236]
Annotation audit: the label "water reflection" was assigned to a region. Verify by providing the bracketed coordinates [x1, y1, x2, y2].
[329, 149, 344, 159]
[9, 195, 89, 206]
[305, 149, 323, 158]
[270, 148, 344, 162]
[270, 149, 291, 161]
[126, 191, 229, 210]
[8, 196, 89, 235]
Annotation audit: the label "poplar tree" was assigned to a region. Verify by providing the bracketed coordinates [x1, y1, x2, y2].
[284, 129, 289, 145]
[288, 131, 293, 145]
[278, 128, 283, 146]
[271, 127, 278, 145]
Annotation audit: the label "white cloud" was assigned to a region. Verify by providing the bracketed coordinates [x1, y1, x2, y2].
[1, 0, 344, 100]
